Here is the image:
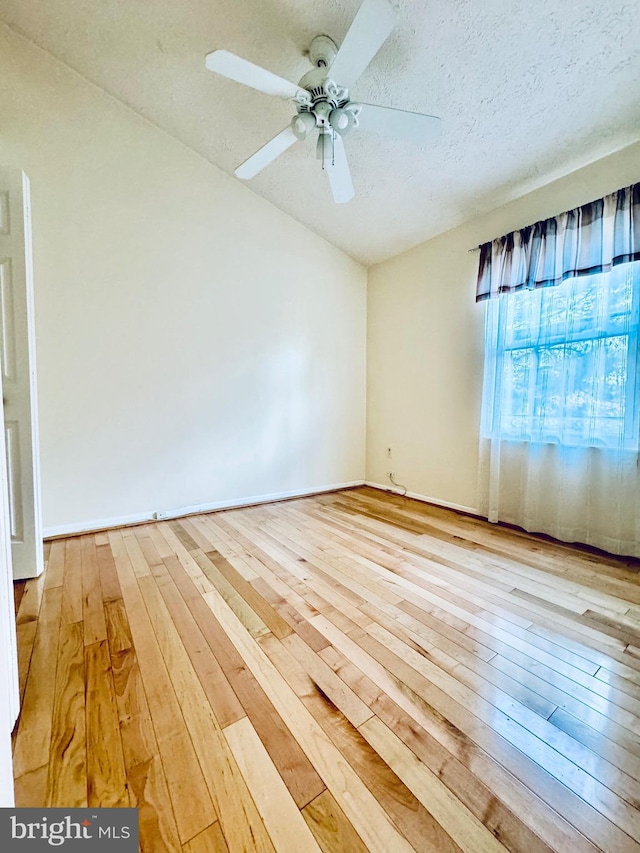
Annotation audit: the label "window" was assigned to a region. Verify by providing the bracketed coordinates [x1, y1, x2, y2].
[481, 262, 640, 450]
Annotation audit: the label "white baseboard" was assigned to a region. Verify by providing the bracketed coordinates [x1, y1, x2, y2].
[43, 480, 366, 538]
[364, 480, 480, 517]
[44, 510, 156, 538]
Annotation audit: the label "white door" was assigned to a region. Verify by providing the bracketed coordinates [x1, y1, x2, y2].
[0, 363, 18, 805]
[0, 168, 43, 580]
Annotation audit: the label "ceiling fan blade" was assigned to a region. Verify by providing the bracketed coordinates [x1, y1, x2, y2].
[235, 127, 298, 180]
[356, 103, 442, 144]
[205, 50, 304, 100]
[329, 0, 397, 90]
[322, 134, 355, 204]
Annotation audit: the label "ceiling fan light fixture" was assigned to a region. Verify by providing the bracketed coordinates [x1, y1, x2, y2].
[329, 107, 354, 135]
[291, 112, 316, 140]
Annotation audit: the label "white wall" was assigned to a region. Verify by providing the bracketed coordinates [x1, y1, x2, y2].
[367, 141, 640, 512]
[0, 26, 367, 534]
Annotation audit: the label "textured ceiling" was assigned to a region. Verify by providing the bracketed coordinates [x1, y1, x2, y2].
[1, 0, 639, 265]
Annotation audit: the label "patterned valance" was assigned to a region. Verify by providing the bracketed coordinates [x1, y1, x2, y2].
[476, 182, 640, 302]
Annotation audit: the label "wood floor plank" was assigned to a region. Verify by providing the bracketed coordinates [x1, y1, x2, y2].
[353, 621, 640, 844]
[182, 822, 229, 853]
[46, 620, 86, 807]
[104, 598, 133, 655]
[359, 599, 558, 720]
[61, 537, 83, 625]
[205, 588, 417, 853]
[169, 520, 201, 553]
[231, 511, 404, 613]
[15, 619, 38, 706]
[204, 547, 296, 640]
[109, 642, 181, 853]
[220, 519, 374, 640]
[162, 555, 326, 810]
[374, 565, 606, 685]
[314, 615, 638, 853]
[122, 527, 154, 578]
[174, 517, 215, 554]
[490, 654, 640, 760]
[326, 495, 624, 616]
[360, 715, 509, 853]
[398, 598, 640, 735]
[200, 512, 372, 630]
[302, 790, 369, 853]
[360, 620, 640, 819]
[85, 639, 129, 807]
[281, 632, 373, 728]
[96, 539, 124, 604]
[12, 586, 63, 777]
[128, 756, 182, 853]
[395, 500, 637, 606]
[132, 525, 166, 573]
[136, 572, 277, 853]
[594, 665, 640, 701]
[13, 579, 27, 614]
[44, 539, 66, 589]
[109, 528, 217, 845]
[499, 603, 640, 678]
[15, 567, 45, 626]
[224, 716, 323, 853]
[320, 501, 637, 661]
[145, 523, 178, 560]
[548, 706, 640, 784]
[14, 765, 48, 808]
[155, 556, 246, 729]
[274, 507, 531, 629]
[318, 643, 585, 853]
[15, 488, 640, 853]
[82, 535, 108, 646]
[514, 589, 640, 651]
[153, 524, 215, 596]
[192, 549, 272, 639]
[14, 571, 46, 705]
[263, 634, 464, 853]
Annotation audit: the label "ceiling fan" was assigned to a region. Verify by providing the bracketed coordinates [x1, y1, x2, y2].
[204, 0, 442, 203]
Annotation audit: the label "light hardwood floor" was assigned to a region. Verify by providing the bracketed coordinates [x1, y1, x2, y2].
[11, 486, 640, 852]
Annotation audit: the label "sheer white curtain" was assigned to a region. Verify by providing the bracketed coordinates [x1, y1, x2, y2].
[478, 261, 640, 557]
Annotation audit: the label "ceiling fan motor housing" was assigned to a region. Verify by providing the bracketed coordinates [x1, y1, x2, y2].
[308, 35, 338, 69]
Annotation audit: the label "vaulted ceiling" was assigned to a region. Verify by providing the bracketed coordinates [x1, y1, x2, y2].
[1, 0, 639, 265]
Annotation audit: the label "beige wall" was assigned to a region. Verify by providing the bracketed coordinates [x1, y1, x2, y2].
[0, 26, 367, 533]
[367, 140, 640, 512]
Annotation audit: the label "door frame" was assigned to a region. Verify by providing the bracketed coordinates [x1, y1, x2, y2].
[0, 360, 18, 805]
